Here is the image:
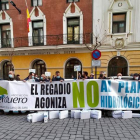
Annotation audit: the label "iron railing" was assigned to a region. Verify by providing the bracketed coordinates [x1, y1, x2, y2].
[0, 33, 93, 48]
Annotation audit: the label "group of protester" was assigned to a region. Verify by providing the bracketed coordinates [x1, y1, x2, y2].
[116, 73, 140, 80]
[77, 72, 106, 79]
[2, 70, 140, 82]
[7, 71, 64, 82]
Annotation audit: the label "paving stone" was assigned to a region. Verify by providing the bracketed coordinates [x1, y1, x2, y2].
[17, 137, 27, 140]
[69, 131, 77, 135]
[60, 137, 70, 140]
[54, 138, 60, 140]
[30, 138, 40, 140]
[84, 136, 90, 139]
[105, 137, 114, 140]
[56, 134, 62, 138]
[25, 136, 32, 140]
[70, 135, 76, 138]
[39, 137, 46, 140]
[75, 138, 84, 140]
[120, 138, 129, 140]
[114, 138, 121, 140]
[47, 136, 55, 139]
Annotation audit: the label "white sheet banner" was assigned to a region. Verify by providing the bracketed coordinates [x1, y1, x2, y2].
[0, 80, 140, 110]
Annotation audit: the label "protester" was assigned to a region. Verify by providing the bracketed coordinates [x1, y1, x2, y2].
[116, 73, 122, 79]
[47, 76, 51, 81]
[103, 72, 107, 79]
[8, 71, 16, 81]
[98, 74, 106, 79]
[15, 74, 20, 81]
[52, 71, 64, 82]
[23, 72, 39, 82]
[82, 71, 90, 79]
[90, 73, 94, 79]
[35, 74, 39, 80]
[78, 73, 82, 79]
[132, 73, 139, 80]
[40, 74, 50, 82]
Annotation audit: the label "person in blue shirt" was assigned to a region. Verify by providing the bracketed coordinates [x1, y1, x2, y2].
[98, 74, 106, 79]
[35, 73, 39, 81]
[132, 73, 139, 80]
[23, 72, 39, 82]
[8, 71, 16, 81]
[24, 72, 34, 81]
[90, 73, 94, 79]
[82, 71, 90, 79]
[52, 71, 64, 82]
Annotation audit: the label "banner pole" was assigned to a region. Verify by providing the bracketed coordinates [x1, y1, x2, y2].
[25, 0, 28, 9]
[95, 66, 97, 79]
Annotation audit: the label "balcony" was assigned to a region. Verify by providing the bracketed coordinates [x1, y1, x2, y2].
[1, 38, 12, 48]
[0, 33, 92, 48]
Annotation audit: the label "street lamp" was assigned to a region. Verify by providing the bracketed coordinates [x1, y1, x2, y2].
[10, 1, 21, 14]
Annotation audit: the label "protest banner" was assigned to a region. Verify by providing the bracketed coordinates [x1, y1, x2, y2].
[0, 80, 140, 110]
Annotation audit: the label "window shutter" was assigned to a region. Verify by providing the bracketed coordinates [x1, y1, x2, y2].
[0, 0, 2, 10]
[31, 0, 33, 7]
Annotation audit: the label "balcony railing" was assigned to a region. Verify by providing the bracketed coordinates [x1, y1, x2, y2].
[0, 33, 93, 48]
[1, 38, 12, 48]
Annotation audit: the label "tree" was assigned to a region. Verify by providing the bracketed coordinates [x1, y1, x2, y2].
[85, 19, 108, 51]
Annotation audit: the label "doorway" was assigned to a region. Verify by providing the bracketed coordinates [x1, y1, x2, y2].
[108, 56, 128, 77]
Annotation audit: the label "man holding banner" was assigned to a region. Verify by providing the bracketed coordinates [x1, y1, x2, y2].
[40, 74, 51, 82]
[52, 71, 64, 82]
[82, 71, 90, 79]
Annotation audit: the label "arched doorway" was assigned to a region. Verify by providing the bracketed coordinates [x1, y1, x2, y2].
[32, 60, 46, 77]
[108, 56, 128, 77]
[65, 58, 82, 79]
[3, 61, 14, 80]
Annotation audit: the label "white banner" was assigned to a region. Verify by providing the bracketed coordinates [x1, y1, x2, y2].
[0, 80, 140, 110]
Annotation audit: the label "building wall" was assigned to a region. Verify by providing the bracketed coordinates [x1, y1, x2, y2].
[0, 49, 140, 79]
[6, 0, 92, 38]
[0, 52, 92, 79]
[93, 0, 140, 45]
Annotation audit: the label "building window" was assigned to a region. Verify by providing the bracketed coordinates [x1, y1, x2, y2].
[67, 0, 80, 3]
[32, 21, 44, 46]
[67, 18, 80, 44]
[32, 60, 46, 77]
[0, 0, 9, 10]
[112, 13, 126, 34]
[32, 0, 42, 7]
[1, 24, 11, 48]
[3, 61, 14, 80]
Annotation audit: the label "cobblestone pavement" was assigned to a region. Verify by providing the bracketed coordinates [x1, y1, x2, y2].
[0, 114, 140, 140]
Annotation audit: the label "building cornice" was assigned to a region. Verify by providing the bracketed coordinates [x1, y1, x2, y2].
[0, 43, 140, 56]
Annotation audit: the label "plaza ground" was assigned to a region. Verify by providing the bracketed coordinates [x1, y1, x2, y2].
[0, 114, 140, 140]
